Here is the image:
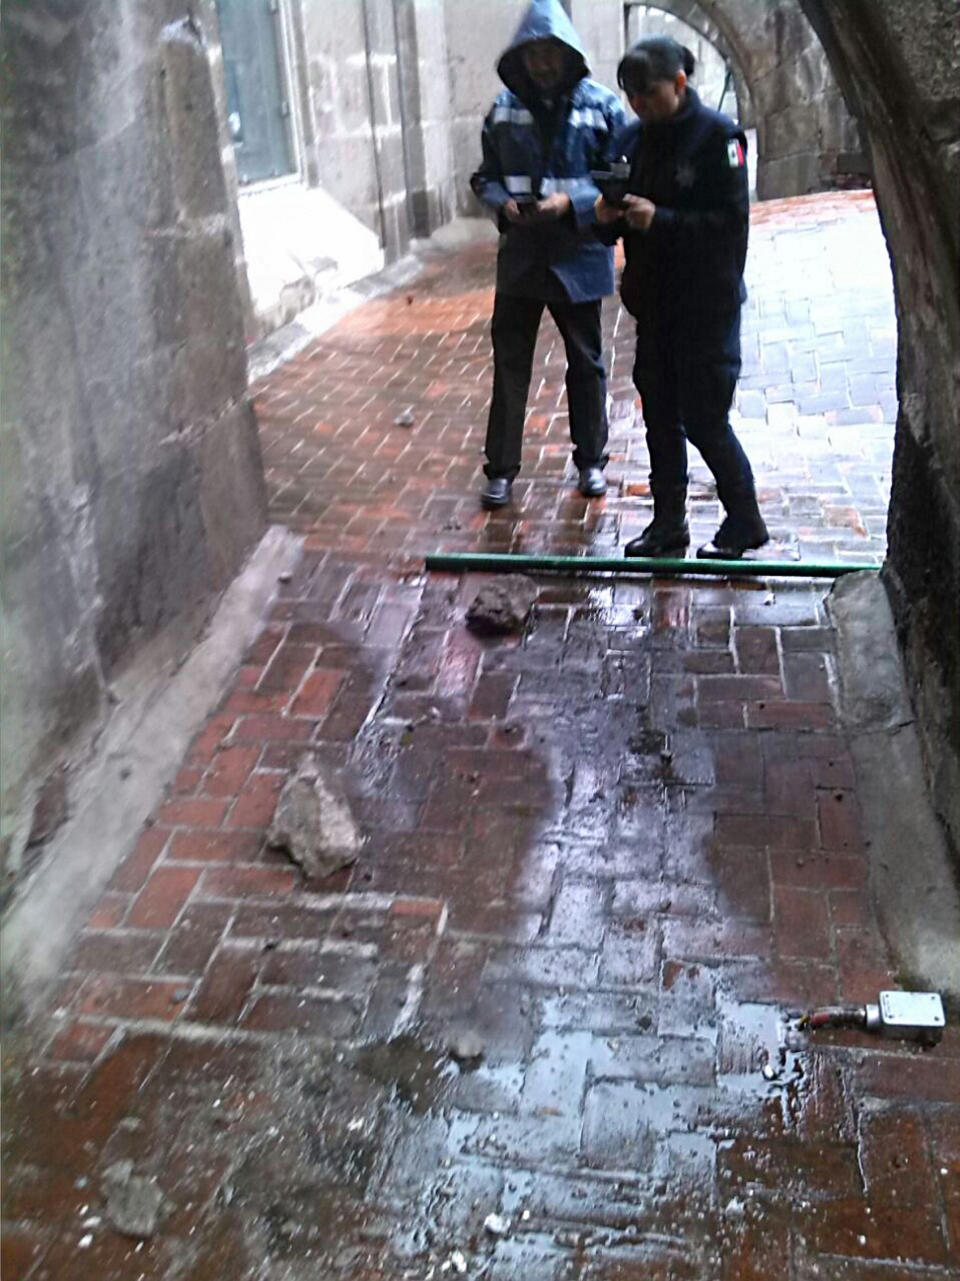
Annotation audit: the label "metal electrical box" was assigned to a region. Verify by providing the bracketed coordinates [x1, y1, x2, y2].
[865, 991, 946, 1045]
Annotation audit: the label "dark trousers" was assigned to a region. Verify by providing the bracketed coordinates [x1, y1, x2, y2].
[484, 292, 609, 480]
[632, 306, 756, 511]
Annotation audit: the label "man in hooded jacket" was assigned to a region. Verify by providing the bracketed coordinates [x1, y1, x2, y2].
[471, 0, 626, 509]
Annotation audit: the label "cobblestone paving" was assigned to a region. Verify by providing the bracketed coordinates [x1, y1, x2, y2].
[7, 194, 960, 1281]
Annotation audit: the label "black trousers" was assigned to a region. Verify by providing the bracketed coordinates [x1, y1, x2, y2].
[484, 292, 610, 481]
[632, 305, 756, 511]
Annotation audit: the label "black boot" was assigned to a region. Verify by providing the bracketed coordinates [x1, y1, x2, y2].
[697, 499, 769, 560]
[625, 485, 689, 558]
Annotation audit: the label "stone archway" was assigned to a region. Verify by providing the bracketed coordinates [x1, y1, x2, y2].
[624, 0, 755, 130]
[621, 0, 866, 198]
[798, 0, 960, 863]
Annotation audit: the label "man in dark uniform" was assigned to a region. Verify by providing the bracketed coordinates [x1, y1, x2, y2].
[596, 36, 769, 558]
[471, 0, 626, 510]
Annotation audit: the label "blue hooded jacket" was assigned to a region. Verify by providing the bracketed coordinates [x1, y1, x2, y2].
[470, 0, 627, 303]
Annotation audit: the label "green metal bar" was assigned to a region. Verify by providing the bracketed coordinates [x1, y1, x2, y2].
[425, 552, 879, 579]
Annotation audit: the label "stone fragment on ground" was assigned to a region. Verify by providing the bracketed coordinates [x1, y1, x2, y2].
[465, 576, 537, 635]
[101, 1161, 164, 1238]
[268, 754, 363, 880]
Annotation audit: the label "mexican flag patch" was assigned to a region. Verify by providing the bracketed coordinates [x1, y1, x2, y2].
[727, 139, 745, 169]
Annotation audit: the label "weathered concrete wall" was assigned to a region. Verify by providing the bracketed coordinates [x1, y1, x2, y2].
[0, 1, 268, 901]
[800, 0, 960, 864]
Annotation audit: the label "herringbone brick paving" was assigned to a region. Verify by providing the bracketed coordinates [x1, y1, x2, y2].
[6, 193, 959, 1280]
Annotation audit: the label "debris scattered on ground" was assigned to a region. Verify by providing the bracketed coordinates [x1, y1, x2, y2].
[268, 755, 363, 880]
[101, 1160, 164, 1238]
[444, 1249, 468, 1273]
[483, 1212, 510, 1237]
[465, 577, 537, 635]
[394, 407, 415, 427]
[446, 1029, 484, 1065]
[278, 570, 293, 583]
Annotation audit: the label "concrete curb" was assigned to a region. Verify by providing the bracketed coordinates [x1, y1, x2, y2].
[2, 525, 303, 1017]
[828, 571, 960, 1008]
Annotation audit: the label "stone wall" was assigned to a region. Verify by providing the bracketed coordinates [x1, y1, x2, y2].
[800, 0, 960, 864]
[575, 0, 865, 200]
[291, 0, 454, 261]
[0, 1, 268, 901]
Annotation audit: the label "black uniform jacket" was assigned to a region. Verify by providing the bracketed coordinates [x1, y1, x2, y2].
[606, 89, 749, 323]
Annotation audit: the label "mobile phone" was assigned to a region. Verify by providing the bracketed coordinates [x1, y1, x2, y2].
[591, 171, 630, 206]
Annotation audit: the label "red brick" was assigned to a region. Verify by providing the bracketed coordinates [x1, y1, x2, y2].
[319, 694, 373, 742]
[746, 701, 835, 730]
[733, 626, 781, 675]
[69, 930, 162, 973]
[769, 849, 868, 890]
[243, 626, 284, 667]
[108, 826, 170, 892]
[231, 714, 316, 742]
[772, 886, 832, 957]
[241, 992, 359, 1037]
[715, 813, 818, 851]
[46, 1020, 116, 1063]
[185, 947, 261, 1025]
[763, 759, 816, 816]
[88, 892, 133, 929]
[153, 902, 232, 976]
[185, 713, 237, 767]
[202, 744, 260, 798]
[289, 667, 345, 717]
[829, 889, 875, 928]
[154, 797, 229, 828]
[818, 789, 866, 851]
[390, 897, 445, 920]
[127, 865, 201, 929]
[76, 976, 186, 1021]
[171, 766, 204, 795]
[804, 1196, 947, 1265]
[468, 672, 516, 720]
[858, 1105, 937, 1205]
[720, 1136, 860, 1199]
[1, 1226, 48, 1281]
[856, 1052, 960, 1104]
[220, 687, 288, 716]
[224, 772, 286, 829]
[198, 864, 298, 899]
[698, 674, 782, 703]
[167, 827, 262, 861]
[257, 642, 317, 693]
[835, 927, 897, 1001]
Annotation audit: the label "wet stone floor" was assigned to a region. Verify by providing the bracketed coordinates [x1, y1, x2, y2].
[6, 193, 960, 1280]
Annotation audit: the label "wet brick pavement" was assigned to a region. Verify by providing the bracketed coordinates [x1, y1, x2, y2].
[6, 193, 960, 1281]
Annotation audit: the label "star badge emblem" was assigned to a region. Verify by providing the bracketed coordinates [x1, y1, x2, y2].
[676, 162, 696, 188]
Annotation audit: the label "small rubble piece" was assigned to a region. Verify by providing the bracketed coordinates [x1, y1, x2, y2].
[465, 577, 538, 636]
[447, 1028, 485, 1066]
[483, 1212, 510, 1237]
[268, 755, 363, 880]
[101, 1161, 164, 1239]
[445, 1250, 468, 1274]
[394, 407, 415, 427]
